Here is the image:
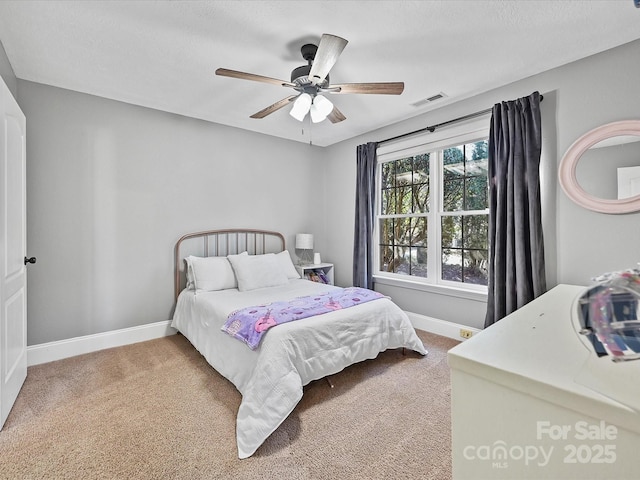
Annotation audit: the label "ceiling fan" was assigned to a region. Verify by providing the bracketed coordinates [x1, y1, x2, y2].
[215, 34, 404, 124]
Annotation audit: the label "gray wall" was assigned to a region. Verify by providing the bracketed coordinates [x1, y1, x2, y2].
[11, 38, 640, 342]
[324, 39, 640, 329]
[0, 39, 16, 98]
[18, 80, 326, 345]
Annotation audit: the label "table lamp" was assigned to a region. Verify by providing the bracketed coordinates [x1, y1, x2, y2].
[295, 233, 314, 265]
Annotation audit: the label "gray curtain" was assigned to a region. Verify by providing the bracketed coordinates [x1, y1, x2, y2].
[485, 91, 546, 328]
[353, 142, 378, 289]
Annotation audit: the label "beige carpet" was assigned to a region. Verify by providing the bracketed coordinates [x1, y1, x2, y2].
[0, 330, 459, 480]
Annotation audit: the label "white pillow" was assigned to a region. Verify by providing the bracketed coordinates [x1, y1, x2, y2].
[276, 250, 301, 279]
[185, 254, 243, 291]
[227, 252, 289, 292]
[226, 251, 249, 264]
[185, 259, 196, 290]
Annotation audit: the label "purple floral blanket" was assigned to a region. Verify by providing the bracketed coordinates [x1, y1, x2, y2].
[221, 287, 385, 350]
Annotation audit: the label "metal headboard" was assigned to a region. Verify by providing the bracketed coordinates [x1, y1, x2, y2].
[174, 229, 286, 300]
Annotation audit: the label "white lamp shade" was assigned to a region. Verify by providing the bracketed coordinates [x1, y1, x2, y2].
[310, 95, 334, 123]
[289, 93, 312, 121]
[295, 233, 314, 249]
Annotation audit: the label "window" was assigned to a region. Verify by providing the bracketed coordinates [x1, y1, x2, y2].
[379, 154, 430, 278]
[375, 121, 489, 293]
[440, 142, 489, 285]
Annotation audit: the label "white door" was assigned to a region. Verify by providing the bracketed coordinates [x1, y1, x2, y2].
[0, 76, 27, 429]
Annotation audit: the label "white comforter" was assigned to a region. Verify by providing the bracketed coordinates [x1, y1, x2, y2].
[171, 279, 427, 458]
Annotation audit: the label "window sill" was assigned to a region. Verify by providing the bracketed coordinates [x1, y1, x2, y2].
[373, 274, 488, 302]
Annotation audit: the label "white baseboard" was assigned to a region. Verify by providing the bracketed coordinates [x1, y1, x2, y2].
[27, 320, 177, 366]
[405, 311, 481, 342]
[26, 313, 476, 366]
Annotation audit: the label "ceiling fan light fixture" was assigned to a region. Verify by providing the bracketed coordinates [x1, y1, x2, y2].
[289, 93, 312, 121]
[310, 95, 334, 123]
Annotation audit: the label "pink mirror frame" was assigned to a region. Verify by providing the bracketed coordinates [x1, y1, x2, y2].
[559, 120, 640, 214]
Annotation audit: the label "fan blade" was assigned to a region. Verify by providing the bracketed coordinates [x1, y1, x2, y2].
[330, 82, 405, 95]
[250, 95, 297, 119]
[216, 68, 295, 88]
[308, 34, 348, 86]
[327, 106, 346, 124]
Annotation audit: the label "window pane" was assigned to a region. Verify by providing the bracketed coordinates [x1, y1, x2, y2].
[379, 218, 394, 248]
[395, 217, 412, 246]
[462, 215, 488, 249]
[379, 217, 394, 273]
[441, 215, 460, 249]
[443, 142, 489, 212]
[414, 154, 430, 213]
[410, 217, 427, 247]
[441, 214, 488, 285]
[443, 179, 464, 211]
[467, 141, 488, 170]
[393, 245, 409, 274]
[463, 249, 488, 285]
[442, 247, 462, 282]
[380, 245, 393, 272]
[443, 146, 465, 181]
[381, 187, 395, 215]
[395, 158, 413, 184]
[378, 215, 428, 277]
[414, 153, 430, 178]
[396, 185, 412, 214]
[381, 162, 395, 189]
[410, 246, 428, 278]
[412, 183, 429, 213]
[466, 141, 489, 210]
[465, 175, 488, 210]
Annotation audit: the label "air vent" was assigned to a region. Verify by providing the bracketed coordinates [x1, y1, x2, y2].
[411, 92, 448, 108]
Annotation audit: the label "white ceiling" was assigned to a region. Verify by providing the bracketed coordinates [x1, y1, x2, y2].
[1, 1, 640, 147]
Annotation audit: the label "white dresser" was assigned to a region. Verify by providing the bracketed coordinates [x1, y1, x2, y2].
[448, 285, 640, 479]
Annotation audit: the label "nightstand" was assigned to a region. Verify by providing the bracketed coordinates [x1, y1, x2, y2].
[296, 263, 334, 285]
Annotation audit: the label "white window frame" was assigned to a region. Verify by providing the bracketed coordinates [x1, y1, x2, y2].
[373, 116, 490, 300]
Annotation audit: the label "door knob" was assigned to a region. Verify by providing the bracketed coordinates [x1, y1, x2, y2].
[24, 256, 36, 265]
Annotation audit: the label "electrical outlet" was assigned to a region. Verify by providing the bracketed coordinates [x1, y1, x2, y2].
[460, 329, 473, 339]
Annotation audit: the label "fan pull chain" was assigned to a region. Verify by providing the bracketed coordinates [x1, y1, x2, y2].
[300, 115, 313, 146]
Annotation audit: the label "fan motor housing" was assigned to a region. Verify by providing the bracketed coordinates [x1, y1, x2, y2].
[291, 65, 329, 87]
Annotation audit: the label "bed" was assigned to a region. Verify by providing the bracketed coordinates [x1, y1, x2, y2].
[171, 229, 427, 459]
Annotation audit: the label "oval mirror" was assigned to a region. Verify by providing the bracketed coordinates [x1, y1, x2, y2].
[559, 120, 640, 214]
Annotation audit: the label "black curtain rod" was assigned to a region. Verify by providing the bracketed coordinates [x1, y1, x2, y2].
[378, 95, 543, 146]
